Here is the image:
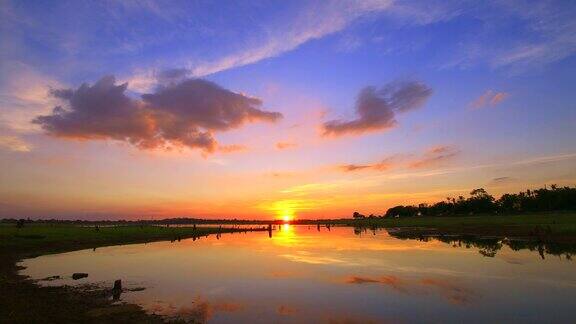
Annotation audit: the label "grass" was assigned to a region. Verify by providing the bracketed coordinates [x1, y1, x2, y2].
[288, 212, 576, 245]
[316, 212, 576, 234]
[0, 223, 265, 254]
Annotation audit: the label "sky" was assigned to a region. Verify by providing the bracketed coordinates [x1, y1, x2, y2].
[1, 0, 575, 220]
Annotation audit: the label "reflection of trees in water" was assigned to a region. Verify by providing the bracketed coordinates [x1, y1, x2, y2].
[352, 226, 575, 260]
[353, 225, 378, 236]
[433, 235, 575, 260]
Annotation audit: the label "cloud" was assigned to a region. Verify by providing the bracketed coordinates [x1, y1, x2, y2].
[0, 62, 62, 133]
[440, 1, 576, 72]
[339, 156, 397, 172]
[470, 90, 508, 109]
[489, 176, 515, 185]
[189, 1, 393, 77]
[345, 276, 381, 284]
[385, 0, 464, 26]
[275, 141, 297, 150]
[0, 135, 31, 152]
[338, 146, 458, 173]
[123, 68, 192, 93]
[490, 1, 576, 70]
[340, 164, 372, 172]
[409, 145, 460, 169]
[218, 144, 248, 153]
[322, 81, 432, 137]
[33, 76, 282, 153]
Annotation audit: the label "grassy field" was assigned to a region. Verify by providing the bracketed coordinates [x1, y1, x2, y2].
[339, 212, 576, 234]
[0, 223, 266, 254]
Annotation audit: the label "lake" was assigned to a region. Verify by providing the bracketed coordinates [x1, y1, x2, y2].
[19, 225, 576, 323]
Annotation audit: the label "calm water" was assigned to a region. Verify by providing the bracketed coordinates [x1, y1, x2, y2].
[20, 225, 576, 323]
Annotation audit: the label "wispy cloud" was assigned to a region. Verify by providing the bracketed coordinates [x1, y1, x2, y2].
[441, 1, 576, 72]
[0, 135, 31, 152]
[489, 176, 515, 185]
[0, 62, 62, 133]
[470, 90, 508, 109]
[409, 145, 460, 169]
[338, 146, 459, 173]
[339, 156, 399, 172]
[189, 1, 393, 77]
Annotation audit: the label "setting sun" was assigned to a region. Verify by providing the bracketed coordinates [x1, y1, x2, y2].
[282, 215, 293, 223]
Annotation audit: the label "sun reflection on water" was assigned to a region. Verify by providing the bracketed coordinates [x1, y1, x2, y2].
[272, 223, 298, 246]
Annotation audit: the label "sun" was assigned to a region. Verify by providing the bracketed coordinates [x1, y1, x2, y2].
[279, 207, 294, 223]
[282, 214, 293, 222]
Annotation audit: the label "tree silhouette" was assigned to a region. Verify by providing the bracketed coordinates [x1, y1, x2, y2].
[384, 185, 576, 218]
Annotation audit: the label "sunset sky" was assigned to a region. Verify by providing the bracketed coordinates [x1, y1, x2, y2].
[1, 0, 575, 220]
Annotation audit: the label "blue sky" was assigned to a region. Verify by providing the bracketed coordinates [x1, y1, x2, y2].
[0, 0, 575, 219]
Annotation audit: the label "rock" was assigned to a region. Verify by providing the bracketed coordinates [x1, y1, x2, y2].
[72, 273, 88, 280]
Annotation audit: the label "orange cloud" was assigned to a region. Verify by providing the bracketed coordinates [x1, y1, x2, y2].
[218, 144, 248, 153]
[275, 141, 297, 150]
[471, 90, 509, 109]
[339, 157, 397, 172]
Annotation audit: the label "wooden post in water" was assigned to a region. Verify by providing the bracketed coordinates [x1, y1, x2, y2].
[113, 279, 122, 291]
[112, 279, 122, 301]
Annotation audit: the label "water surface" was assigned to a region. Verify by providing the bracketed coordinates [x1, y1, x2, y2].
[20, 225, 576, 323]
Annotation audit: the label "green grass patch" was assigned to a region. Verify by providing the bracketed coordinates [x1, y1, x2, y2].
[336, 212, 576, 234]
[0, 224, 262, 254]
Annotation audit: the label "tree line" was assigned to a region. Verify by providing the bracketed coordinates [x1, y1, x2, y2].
[384, 185, 576, 218]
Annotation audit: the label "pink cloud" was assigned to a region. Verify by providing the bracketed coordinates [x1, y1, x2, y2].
[408, 145, 460, 169]
[337, 146, 460, 172]
[471, 90, 509, 109]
